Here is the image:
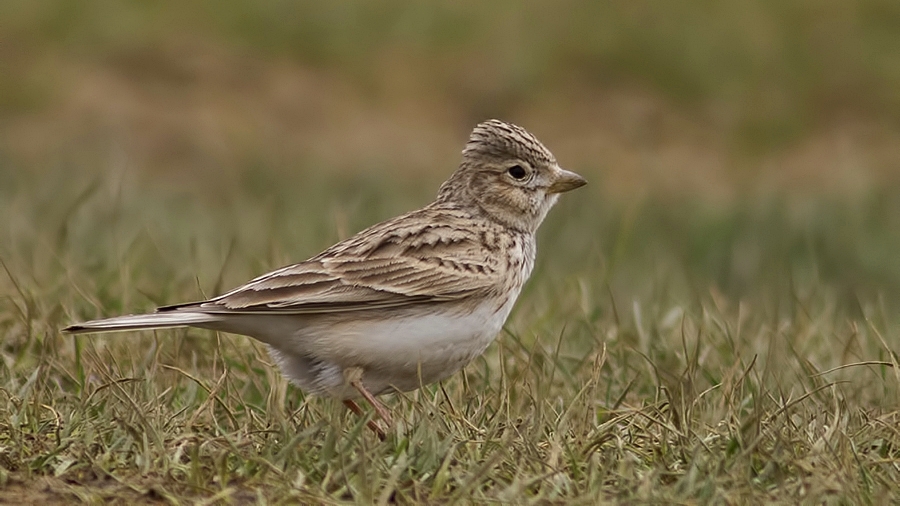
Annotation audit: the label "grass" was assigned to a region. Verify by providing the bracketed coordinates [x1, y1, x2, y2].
[1, 164, 899, 504]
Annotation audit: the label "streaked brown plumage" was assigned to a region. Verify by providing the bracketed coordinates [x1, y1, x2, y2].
[64, 119, 586, 432]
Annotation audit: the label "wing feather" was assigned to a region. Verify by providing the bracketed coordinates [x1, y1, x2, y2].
[159, 207, 507, 315]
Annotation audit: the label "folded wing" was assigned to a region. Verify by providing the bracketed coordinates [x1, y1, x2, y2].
[160, 208, 504, 315]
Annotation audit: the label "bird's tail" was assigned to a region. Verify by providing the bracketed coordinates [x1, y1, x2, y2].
[63, 312, 220, 334]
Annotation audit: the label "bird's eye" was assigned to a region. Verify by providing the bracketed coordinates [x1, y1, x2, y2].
[507, 165, 527, 180]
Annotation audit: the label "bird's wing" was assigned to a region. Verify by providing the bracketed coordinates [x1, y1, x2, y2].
[159, 208, 507, 315]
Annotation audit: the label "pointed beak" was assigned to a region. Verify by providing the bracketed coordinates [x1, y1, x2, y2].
[547, 167, 587, 194]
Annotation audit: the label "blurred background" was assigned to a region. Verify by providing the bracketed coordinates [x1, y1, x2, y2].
[2, 0, 900, 315]
[4, 1, 900, 194]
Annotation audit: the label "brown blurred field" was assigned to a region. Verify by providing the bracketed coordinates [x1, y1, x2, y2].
[2, 2, 900, 504]
[2, 1, 900, 199]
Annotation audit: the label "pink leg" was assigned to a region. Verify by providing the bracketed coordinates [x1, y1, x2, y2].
[349, 379, 393, 427]
[343, 398, 387, 440]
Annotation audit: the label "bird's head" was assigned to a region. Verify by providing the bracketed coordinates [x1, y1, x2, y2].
[438, 119, 586, 233]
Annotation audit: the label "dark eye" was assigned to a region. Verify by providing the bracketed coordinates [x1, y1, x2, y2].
[507, 165, 527, 180]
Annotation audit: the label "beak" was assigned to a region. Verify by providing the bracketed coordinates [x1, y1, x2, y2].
[547, 167, 587, 194]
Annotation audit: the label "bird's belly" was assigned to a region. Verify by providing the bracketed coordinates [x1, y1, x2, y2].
[311, 298, 515, 394]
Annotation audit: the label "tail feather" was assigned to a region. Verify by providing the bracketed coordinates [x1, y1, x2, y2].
[63, 312, 220, 334]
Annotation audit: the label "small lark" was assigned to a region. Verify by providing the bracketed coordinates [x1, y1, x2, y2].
[65, 120, 586, 434]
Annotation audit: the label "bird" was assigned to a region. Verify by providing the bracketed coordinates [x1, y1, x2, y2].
[64, 119, 586, 435]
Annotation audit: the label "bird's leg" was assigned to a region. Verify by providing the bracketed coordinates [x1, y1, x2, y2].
[343, 399, 386, 440]
[349, 378, 393, 427]
[343, 366, 393, 437]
